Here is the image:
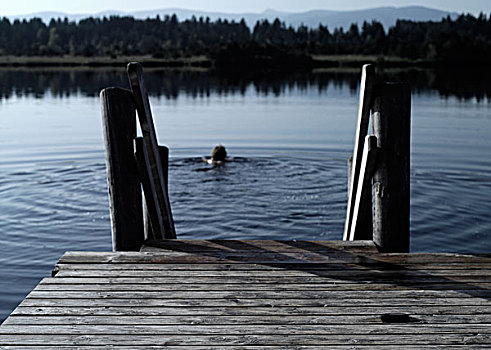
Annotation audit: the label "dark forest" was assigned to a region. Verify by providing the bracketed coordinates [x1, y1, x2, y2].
[1, 13, 491, 65]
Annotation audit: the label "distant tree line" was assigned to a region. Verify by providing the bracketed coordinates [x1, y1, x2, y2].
[1, 13, 491, 63]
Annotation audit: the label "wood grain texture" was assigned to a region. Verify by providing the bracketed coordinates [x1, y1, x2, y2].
[1, 347, 490, 350]
[6, 314, 491, 325]
[57, 250, 491, 264]
[1, 240, 490, 348]
[372, 82, 411, 253]
[127, 62, 175, 239]
[349, 135, 378, 240]
[37, 281, 491, 291]
[100, 87, 143, 251]
[0, 333, 489, 346]
[134, 139, 170, 240]
[344, 64, 375, 240]
[11, 305, 491, 316]
[51, 262, 491, 271]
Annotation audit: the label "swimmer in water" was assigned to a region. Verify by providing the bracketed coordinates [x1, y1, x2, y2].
[202, 144, 233, 165]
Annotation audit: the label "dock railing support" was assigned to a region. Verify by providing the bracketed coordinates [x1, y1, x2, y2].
[344, 65, 411, 253]
[101, 88, 144, 251]
[128, 62, 176, 240]
[344, 65, 375, 241]
[134, 138, 171, 240]
[101, 62, 176, 251]
[349, 135, 379, 240]
[372, 83, 411, 252]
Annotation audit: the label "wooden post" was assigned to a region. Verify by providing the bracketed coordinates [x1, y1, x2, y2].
[371, 82, 411, 253]
[349, 135, 378, 240]
[344, 64, 375, 240]
[134, 138, 170, 240]
[127, 62, 176, 239]
[100, 87, 144, 251]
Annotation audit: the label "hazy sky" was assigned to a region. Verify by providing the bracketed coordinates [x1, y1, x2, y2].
[1, 0, 490, 16]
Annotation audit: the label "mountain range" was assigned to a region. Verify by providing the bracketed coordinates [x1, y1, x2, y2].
[7, 6, 458, 30]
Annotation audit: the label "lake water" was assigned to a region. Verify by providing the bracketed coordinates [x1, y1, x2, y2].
[1, 67, 491, 322]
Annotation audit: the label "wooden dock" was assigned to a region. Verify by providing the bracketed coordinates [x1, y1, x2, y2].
[1, 239, 491, 348]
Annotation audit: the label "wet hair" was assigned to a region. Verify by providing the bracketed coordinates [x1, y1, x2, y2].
[211, 145, 227, 161]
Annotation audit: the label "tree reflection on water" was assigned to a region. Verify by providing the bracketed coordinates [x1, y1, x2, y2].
[0, 67, 490, 102]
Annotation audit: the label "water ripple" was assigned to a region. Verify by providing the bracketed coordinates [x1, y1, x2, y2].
[170, 155, 346, 241]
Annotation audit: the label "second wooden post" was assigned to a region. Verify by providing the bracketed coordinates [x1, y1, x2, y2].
[371, 83, 411, 253]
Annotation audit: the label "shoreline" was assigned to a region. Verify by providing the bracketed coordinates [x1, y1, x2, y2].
[0, 55, 212, 68]
[0, 54, 448, 69]
[1, 55, 489, 71]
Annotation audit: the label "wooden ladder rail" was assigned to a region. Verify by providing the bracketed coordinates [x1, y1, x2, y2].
[128, 62, 176, 240]
[344, 64, 375, 241]
[344, 65, 411, 253]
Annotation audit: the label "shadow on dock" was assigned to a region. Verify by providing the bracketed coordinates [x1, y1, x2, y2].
[142, 239, 491, 304]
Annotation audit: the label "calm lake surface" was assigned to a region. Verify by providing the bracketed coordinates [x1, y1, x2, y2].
[1, 67, 491, 322]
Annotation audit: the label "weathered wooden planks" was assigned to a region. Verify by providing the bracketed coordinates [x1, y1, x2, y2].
[1, 347, 490, 350]
[49, 268, 491, 277]
[2, 324, 491, 335]
[26, 288, 491, 299]
[17, 297, 491, 308]
[0, 333, 490, 346]
[1, 240, 490, 348]
[1, 347, 491, 350]
[56, 250, 491, 265]
[144, 239, 380, 252]
[36, 281, 491, 291]
[51, 262, 491, 271]
[11, 305, 491, 316]
[6, 314, 491, 325]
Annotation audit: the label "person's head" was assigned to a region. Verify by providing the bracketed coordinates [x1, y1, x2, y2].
[211, 144, 227, 161]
